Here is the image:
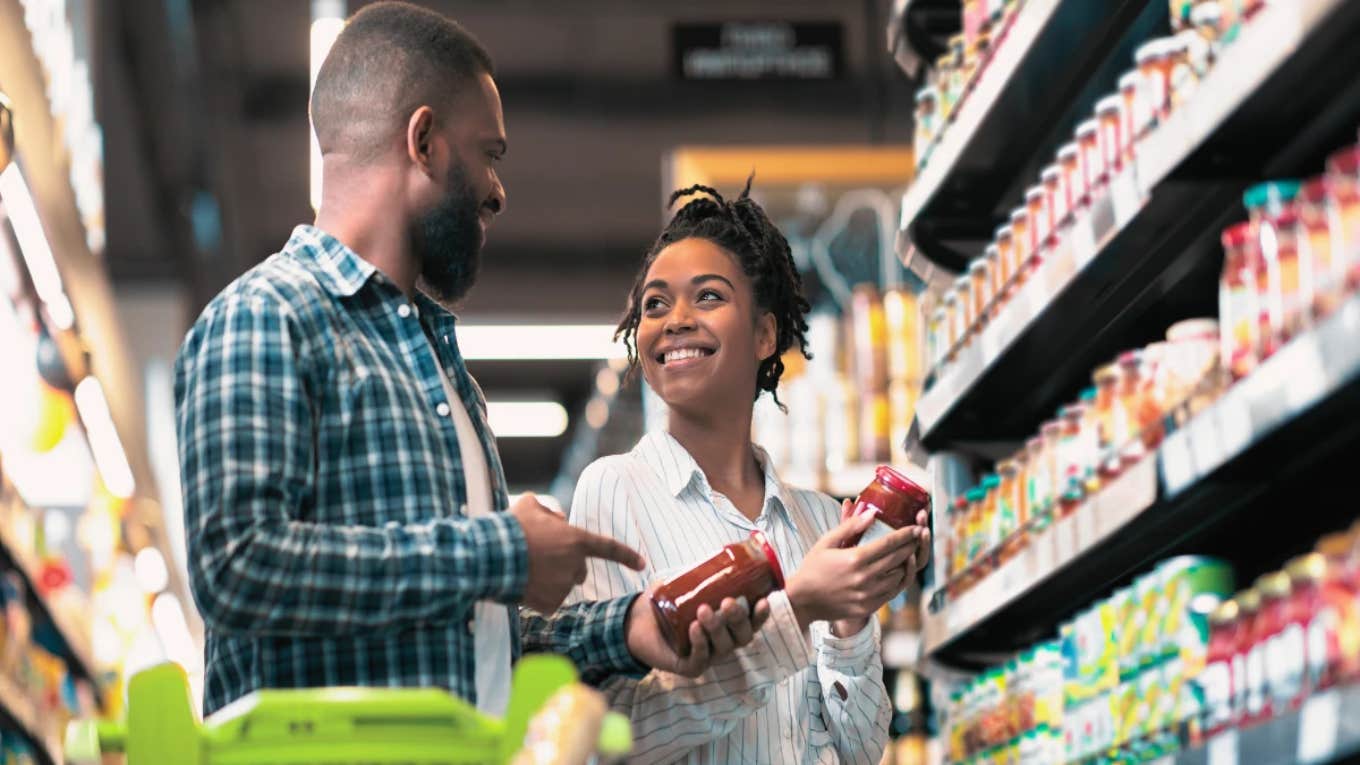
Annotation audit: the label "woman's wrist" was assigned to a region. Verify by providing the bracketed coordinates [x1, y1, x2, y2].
[830, 618, 869, 638]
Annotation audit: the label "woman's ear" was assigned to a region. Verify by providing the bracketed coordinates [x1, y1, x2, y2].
[755, 312, 777, 361]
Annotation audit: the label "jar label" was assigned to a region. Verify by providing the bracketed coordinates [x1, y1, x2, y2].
[1245, 643, 1267, 717]
[1306, 608, 1339, 689]
[1267, 623, 1305, 707]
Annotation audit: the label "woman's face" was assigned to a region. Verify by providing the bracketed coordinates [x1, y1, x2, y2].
[636, 237, 776, 415]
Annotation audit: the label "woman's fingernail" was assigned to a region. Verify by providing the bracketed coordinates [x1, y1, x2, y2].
[737, 596, 750, 612]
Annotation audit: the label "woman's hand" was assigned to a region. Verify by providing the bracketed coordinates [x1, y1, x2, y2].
[786, 500, 928, 635]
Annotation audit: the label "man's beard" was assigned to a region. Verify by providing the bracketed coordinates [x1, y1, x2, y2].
[413, 163, 483, 304]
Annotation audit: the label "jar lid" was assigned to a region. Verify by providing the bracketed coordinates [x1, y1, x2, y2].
[997, 459, 1017, 473]
[1095, 95, 1123, 115]
[1041, 164, 1062, 182]
[965, 487, 987, 501]
[1093, 364, 1120, 384]
[969, 259, 990, 274]
[1209, 599, 1239, 625]
[1041, 420, 1062, 434]
[1134, 39, 1168, 63]
[1117, 349, 1143, 367]
[954, 495, 969, 509]
[1236, 588, 1261, 611]
[1243, 180, 1302, 210]
[1316, 532, 1353, 558]
[953, 274, 972, 289]
[1286, 553, 1326, 583]
[1192, 2, 1222, 23]
[995, 223, 1014, 241]
[1300, 176, 1330, 203]
[1117, 70, 1141, 90]
[1255, 571, 1291, 598]
[1010, 207, 1028, 224]
[1026, 436, 1044, 448]
[1059, 403, 1086, 417]
[873, 464, 930, 504]
[750, 530, 786, 589]
[1057, 142, 1079, 161]
[1079, 387, 1097, 403]
[1025, 185, 1046, 202]
[1327, 146, 1360, 176]
[915, 86, 938, 103]
[1075, 119, 1099, 138]
[984, 243, 1000, 260]
[1220, 221, 1253, 249]
[1165, 318, 1219, 343]
[943, 291, 959, 305]
[981, 474, 1001, 489]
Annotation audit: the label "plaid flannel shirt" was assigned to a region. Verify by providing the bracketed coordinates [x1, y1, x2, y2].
[176, 225, 644, 715]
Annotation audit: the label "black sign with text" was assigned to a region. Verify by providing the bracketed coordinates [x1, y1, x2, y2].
[672, 21, 845, 81]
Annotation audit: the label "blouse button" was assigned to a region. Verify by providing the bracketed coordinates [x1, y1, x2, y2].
[436, 402, 451, 417]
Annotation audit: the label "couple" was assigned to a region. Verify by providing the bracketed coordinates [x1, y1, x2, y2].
[173, 3, 929, 764]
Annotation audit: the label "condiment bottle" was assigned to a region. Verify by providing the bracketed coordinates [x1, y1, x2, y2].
[943, 290, 962, 361]
[984, 244, 1005, 316]
[1057, 404, 1087, 514]
[1324, 146, 1360, 293]
[1255, 572, 1294, 720]
[1220, 222, 1261, 381]
[1095, 96, 1124, 175]
[1134, 39, 1171, 122]
[981, 474, 1002, 556]
[1202, 599, 1240, 737]
[969, 259, 992, 330]
[1026, 184, 1053, 256]
[1243, 181, 1303, 353]
[996, 460, 1020, 557]
[1042, 164, 1068, 233]
[651, 532, 785, 656]
[1058, 142, 1086, 213]
[953, 275, 975, 346]
[995, 224, 1017, 288]
[1236, 587, 1264, 727]
[1037, 422, 1063, 523]
[1010, 207, 1032, 278]
[1093, 364, 1122, 479]
[1114, 351, 1147, 465]
[1299, 176, 1339, 319]
[1076, 119, 1105, 194]
[1117, 71, 1147, 158]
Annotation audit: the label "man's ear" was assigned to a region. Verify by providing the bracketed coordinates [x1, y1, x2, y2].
[405, 106, 437, 175]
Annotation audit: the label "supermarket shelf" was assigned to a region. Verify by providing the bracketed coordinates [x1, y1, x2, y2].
[0, 524, 99, 688]
[0, 674, 61, 765]
[1169, 686, 1360, 765]
[914, 0, 1360, 449]
[900, 0, 1158, 270]
[923, 292, 1360, 664]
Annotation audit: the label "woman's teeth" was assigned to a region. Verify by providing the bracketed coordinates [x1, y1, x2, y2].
[664, 348, 710, 364]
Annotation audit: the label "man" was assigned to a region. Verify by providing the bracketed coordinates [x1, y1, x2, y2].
[175, 1, 762, 717]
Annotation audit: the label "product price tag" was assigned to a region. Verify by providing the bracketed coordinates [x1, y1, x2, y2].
[1053, 517, 1076, 564]
[1032, 528, 1055, 574]
[1070, 218, 1099, 269]
[1188, 411, 1223, 479]
[1159, 430, 1195, 496]
[1297, 690, 1340, 763]
[1215, 397, 1253, 463]
[1075, 503, 1098, 549]
[1110, 170, 1143, 226]
[1207, 730, 1238, 765]
[1284, 340, 1327, 412]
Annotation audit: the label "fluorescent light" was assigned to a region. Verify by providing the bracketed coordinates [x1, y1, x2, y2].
[457, 324, 624, 360]
[73, 376, 136, 498]
[134, 547, 169, 594]
[0, 164, 74, 328]
[309, 1, 346, 212]
[486, 401, 568, 438]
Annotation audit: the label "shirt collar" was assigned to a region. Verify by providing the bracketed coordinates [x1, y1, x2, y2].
[635, 431, 791, 519]
[287, 224, 377, 298]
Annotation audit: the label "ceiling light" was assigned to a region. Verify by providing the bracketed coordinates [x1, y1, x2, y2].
[486, 401, 568, 438]
[0, 164, 74, 328]
[456, 324, 624, 361]
[73, 376, 136, 499]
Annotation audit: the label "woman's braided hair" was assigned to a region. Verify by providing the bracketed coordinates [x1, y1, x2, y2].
[615, 177, 812, 409]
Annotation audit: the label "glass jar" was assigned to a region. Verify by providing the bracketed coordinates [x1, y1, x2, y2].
[995, 223, 1016, 290]
[985, 243, 1006, 310]
[1115, 351, 1149, 465]
[942, 290, 961, 361]
[1220, 222, 1260, 381]
[1025, 435, 1048, 526]
[981, 473, 1002, 555]
[1057, 404, 1087, 514]
[1314, 534, 1360, 686]
[1038, 422, 1062, 523]
[928, 306, 948, 373]
[1076, 119, 1105, 195]
[1299, 176, 1340, 319]
[1093, 364, 1122, 478]
[1012, 448, 1031, 533]
[847, 465, 931, 546]
[1164, 318, 1221, 413]
[1254, 571, 1294, 720]
[1235, 588, 1262, 728]
[1324, 146, 1360, 292]
[950, 495, 970, 581]
[1058, 142, 1086, 213]
[996, 460, 1020, 557]
[1026, 184, 1052, 255]
[953, 274, 974, 345]
[1118, 70, 1148, 157]
[1192, 2, 1224, 61]
[1286, 553, 1344, 699]
[1010, 207, 1032, 279]
[969, 258, 992, 329]
[652, 532, 785, 656]
[1043, 164, 1069, 231]
[1135, 39, 1172, 122]
[1202, 599, 1241, 737]
[1095, 95, 1125, 174]
[1244, 181, 1303, 351]
[965, 487, 988, 570]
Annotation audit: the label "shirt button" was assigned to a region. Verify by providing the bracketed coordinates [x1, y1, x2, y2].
[833, 681, 848, 701]
[397, 304, 412, 318]
[436, 402, 451, 417]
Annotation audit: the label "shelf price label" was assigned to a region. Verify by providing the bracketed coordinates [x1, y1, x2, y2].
[1297, 690, 1340, 764]
[1208, 729, 1238, 765]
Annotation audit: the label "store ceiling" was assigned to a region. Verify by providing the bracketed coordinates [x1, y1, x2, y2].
[96, 0, 917, 490]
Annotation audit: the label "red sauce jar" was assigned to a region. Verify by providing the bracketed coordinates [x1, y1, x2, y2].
[1202, 599, 1241, 739]
[846, 465, 931, 547]
[650, 531, 785, 656]
[1235, 588, 1262, 728]
[1076, 120, 1105, 195]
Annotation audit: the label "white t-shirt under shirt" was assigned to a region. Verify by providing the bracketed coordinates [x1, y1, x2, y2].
[429, 338, 512, 716]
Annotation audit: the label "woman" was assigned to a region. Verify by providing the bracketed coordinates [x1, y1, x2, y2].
[567, 182, 930, 764]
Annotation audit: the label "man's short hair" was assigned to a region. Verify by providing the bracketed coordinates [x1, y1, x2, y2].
[310, 1, 494, 162]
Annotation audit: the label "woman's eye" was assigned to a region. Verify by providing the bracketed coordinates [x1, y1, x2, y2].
[698, 289, 723, 302]
[643, 296, 666, 312]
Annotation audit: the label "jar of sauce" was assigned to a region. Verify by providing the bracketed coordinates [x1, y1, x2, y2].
[1024, 436, 1046, 526]
[1236, 588, 1263, 727]
[986, 243, 1006, 307]
[1219, 222, 1261, 381]
[995, 224, 1016, 288]
[942, 291, 961, 362]
[1057, 404, 1088, 514]
[965, 487, 987, 570]
[969, 259, 992, 329]
[1117, 71, 1147, 158]
[1037, 422, 1063, 523]
[1095, 96, 1125, 174]
[1135, 39, 1172, 122]
[846, 465, 931, 547]
[1286, 553, 1338, 700]
[1026, 184, 1053, 255]
[1299, 176, 1339, 319]
[1093, 364, 1122, 479]
[651, 531, 785, 656]
[1115, 351, 1149, 466]
[953, 275, 975, 346]
[1324, 146, 1360, 292]
[1244, 181, 1304, 347]
[1313, 534, 1360, 686]
[980, 474, 1002, 555]
[950, 495, 970, 581]
[1010, 207, 1032, 278]
[1201, 599, 1240, 738]
[1076, 119, 1105, 194]
[1257, 571, 1299, 719]
[1058, 142, 1086, 213]
[1011, 449, 1031, 534]
[1042, 164, 1068, 232]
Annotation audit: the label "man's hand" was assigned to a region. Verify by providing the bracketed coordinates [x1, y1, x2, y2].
[786, 502, 928, 634]
[624, 582, 771, 678]
[512, 493, 646, 613]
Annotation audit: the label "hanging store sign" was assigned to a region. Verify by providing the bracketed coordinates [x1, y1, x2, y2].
[672, 21, 844, 81]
